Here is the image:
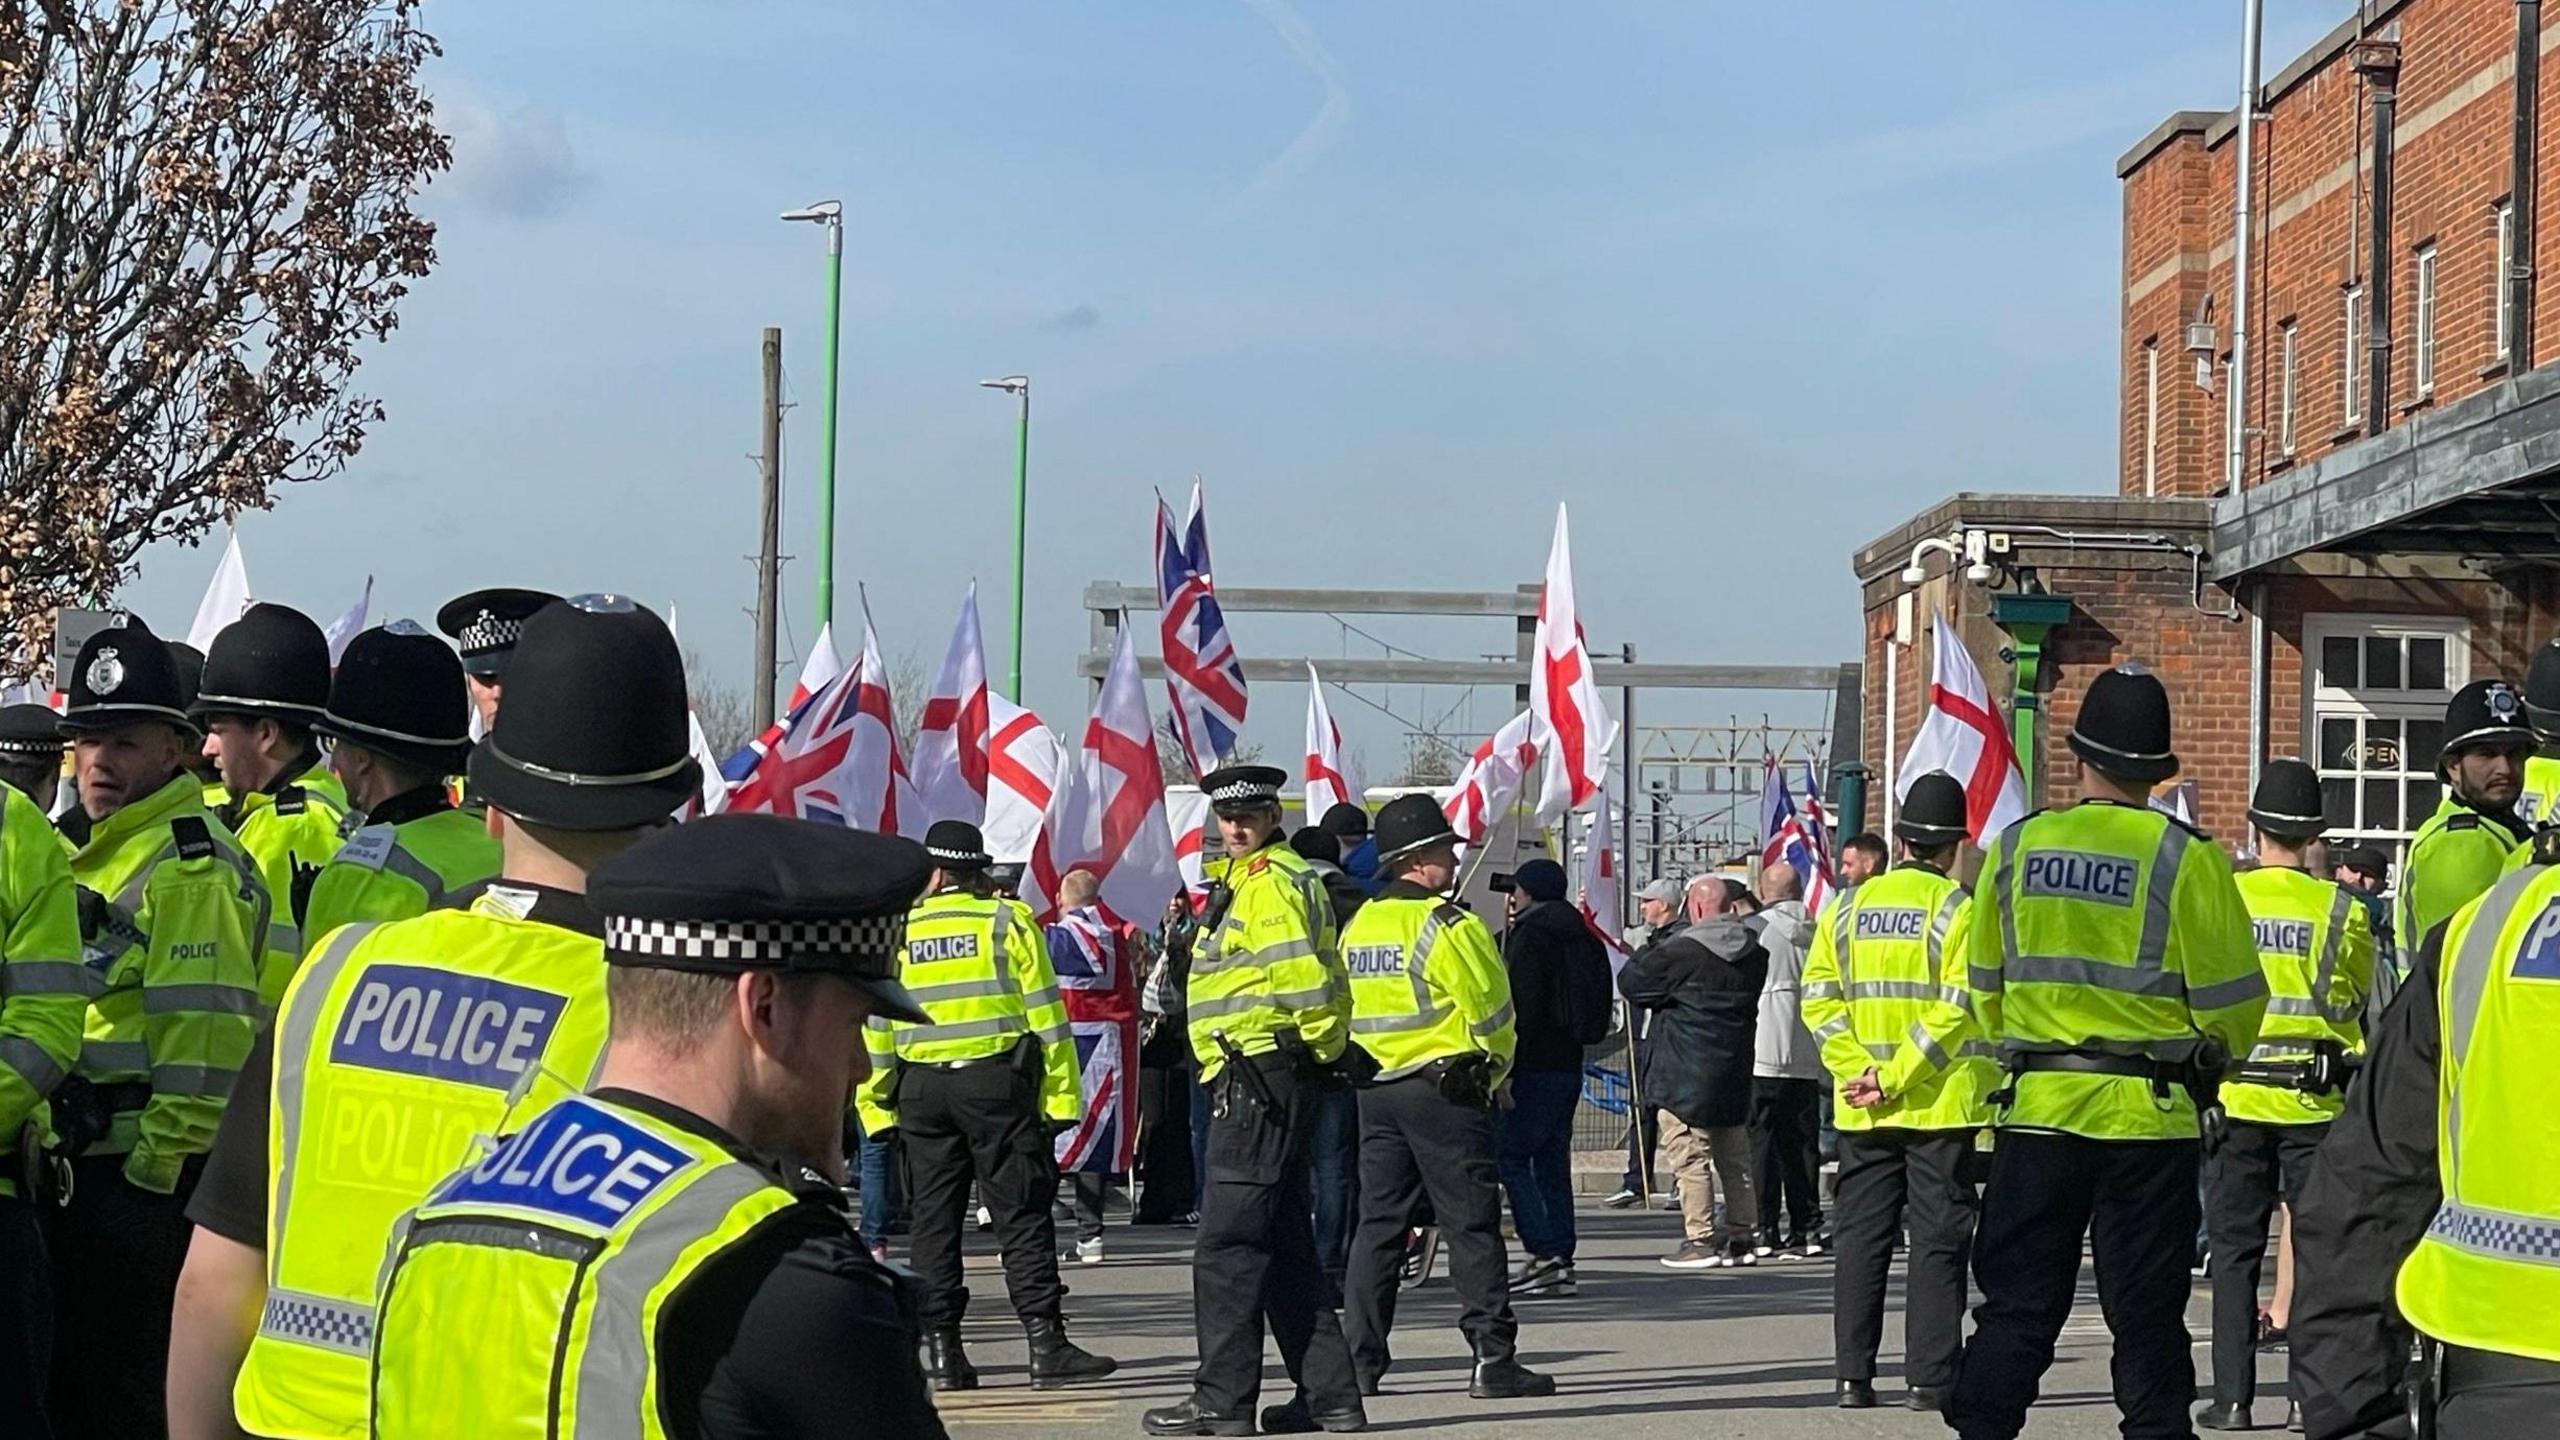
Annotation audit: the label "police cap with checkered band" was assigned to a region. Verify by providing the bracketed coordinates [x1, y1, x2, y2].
[1200, 763, 1288, 817]
[436, 587, 562, 679]
[589, 812, 933, 1023]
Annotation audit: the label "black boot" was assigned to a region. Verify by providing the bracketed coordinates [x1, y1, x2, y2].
[1904, 1385, 1946, 1413]
[1259, 1393, 1370, 1434]
[1468, 1353, 1556, 1400]
[1024, 1315, 1116, 1389]
[1141, 1398, 1256, 1436]
[923, 1329, 977, 1393]
[2196, 1401, 2252, 1431]
[1836, 1380, 1876, 1409]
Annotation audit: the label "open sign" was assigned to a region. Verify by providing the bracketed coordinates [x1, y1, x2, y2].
[2359, 737, 2402, 768]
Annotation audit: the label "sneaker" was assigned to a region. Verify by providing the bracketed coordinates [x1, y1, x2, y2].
[1601, 1187, 1640, 1209]
[1751, 1242, 1776, 1258]
[1074, 1237, 1105, 1265]
[870, 1241, 890, 1265]
[1724, 1242, 1758, 1267]
[1657, 1191, 1681, 1211]
[975, 1204, 993, 1232]
[1510, 1256, 1575, 1296]
[1660, 1241, 1719, 1270]
[1400, 1228, 1441, 1289]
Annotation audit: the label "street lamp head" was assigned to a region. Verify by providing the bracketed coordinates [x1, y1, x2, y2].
[779, 200, 843, 224]
[979, 376, 1030, 394]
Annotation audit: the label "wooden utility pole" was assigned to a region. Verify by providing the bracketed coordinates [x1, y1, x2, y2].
[753, 327, 783, 735]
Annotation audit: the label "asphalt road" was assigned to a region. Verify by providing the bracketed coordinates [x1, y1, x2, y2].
[928, 1207, 2288, 1438]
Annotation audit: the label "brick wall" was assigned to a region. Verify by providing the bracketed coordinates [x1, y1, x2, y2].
[2121, 0, 2560, 498]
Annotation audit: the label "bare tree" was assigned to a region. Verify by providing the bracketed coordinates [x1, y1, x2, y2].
[889, 647, 926, 754]
[683, 648, 754, 759]
[0, 0, 447, 644]
[1393, 732, 1461, 788]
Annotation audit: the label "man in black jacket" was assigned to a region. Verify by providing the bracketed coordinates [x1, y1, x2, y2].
[1290, 825, 1366, 1302]
[1497, 859, 1602, 1298]
[1621, 876, 1769, 1269]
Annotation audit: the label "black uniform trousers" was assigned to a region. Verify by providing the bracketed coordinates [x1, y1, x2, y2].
[1947, 1132, 2201, 1440]
[1750, 1076, 1826, 1242]
[43, 1155, 195, 1440]
[897, 1057, 1066, 1328]
[1829, 1126, 1977, 1388]
[2204, 1117, 2327, 1410]
[0, 1193, 52, 1440]
[1342, 1073, 1518, 1383]
[1190, 1055, 1361, 1416]
[2434, 1344, 2560, 1438]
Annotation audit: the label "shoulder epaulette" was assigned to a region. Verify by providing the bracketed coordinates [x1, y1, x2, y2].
[170, 815, 216, 862]
[2532, 830, 2560, 869]
[2444, 813, 2482, 832]
[336, 823, 398, 872]
[1247, 854, 1270, 876]
[2163, 813, 2212, 843]
[275, 785, 307, 817]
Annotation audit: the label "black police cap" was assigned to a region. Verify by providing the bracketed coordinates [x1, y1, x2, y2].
[589, 813, 931, 1024]
[436, 587, 563, 679]
[923, 819, 992, 871]
[1895, 771, 1971, 846]
[465, 595, 699, 832]
[168, 642, 206, 714]
[0, 703, 63, 758]
[2247, 758, 2329, 841]
[194, 603, 332, 725]
[2441, 679, 2534, 768]
[59, 616, 196, 737]
[2527, 640, 2560, 737]
[1200, 764, 1287, 815]
[317, 622, 472, 776]
[2066, 664, 2179, 784]
[1374, 792, 1459, 867]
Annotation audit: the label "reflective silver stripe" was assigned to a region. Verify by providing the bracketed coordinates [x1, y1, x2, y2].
[1469, 1001, 1514, 1038]
[910, 908, 990, 927]
[1829, 896, 1857, 992]
[268, 921, 303, 959]
[1031, 1019, 1073, 1046]
[1908, 1022, 1953, 1073]
[1937, 985, 1974, 1012]
[255, 1285, 374, 1357]
[2424, 1200, 2560, 1268]
[1958, 1041, 2002, 1062]
[1992, 837, 2021, 990]
[1018, 984, 1065, 1016]
[75, 1039, 150, 1076]
[905, 1014, 1028, 1043]
[2249, 1040, 2318, 1063]
[905, 977, 1013, 1004]
[1926, 890, 1964, 971]
[1352, 1007, 1452, 1035]
[2315, 886, 2359, 1023]
[1193, 985, 1337, 1023]
[379, 842, 450, 906]
[2005, 954, 2187, 998]
[2136, 823, 2191, 971]
[1846, 981, 1937, 1002]
[572, 1160, 783, 1440]
[2440, 868, 2546, 1183]
[1809, 1017, 1851, 1044]
[1240, 937, 1319, 967]
[0, 1034, 66, 1095]
[141, 982, 259, 1016]
[150, 1064, 239, 1098]
[3, 960, 99, 996]
[2187, 971, 2270, 1012]
[114, 841, 178, 909]
[2005, 1037, 2193, 1062]
[1862, 1041, 1897, 1061]
[1409, 908, 1452, 1021]
[407, 1217, 593, 1263]
[1803, 980, 1844, 1000]
[1968, 965, 2005, 995]
[270, 923, 380, 1300]
[2264, 996, 2326, 1018]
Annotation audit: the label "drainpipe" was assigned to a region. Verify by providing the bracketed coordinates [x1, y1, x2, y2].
[2514, 0, 2541, 370]
[2248, 580, 2266, 796]
[1991, 593, 2073, 810]
[2358, 40, 2402, 435]
[2226, 0, 2265, 492]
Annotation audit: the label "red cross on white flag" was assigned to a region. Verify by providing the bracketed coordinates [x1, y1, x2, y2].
[1040, 621, 1181, 927]
[1442, 709, 1539, 845]
[1530, 504, 1616, 825]
[1897, 621, 2029, 843]
[1303, 663, 1360, 823]
[912, 585, 993, 826]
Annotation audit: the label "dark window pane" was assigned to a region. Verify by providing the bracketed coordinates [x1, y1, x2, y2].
[2409, 637, 2448, 692]
[2360, 720, 2405, 774]
[2319, 716, 2356, 769]
[2323, 637, 2360, 690]
[2366, 636, 2403, 690]
[2408, 719, 2445, 766]
[2364, 778, 2399, 830]
[2406, 779, 2442, 827]
[2323, 777, 2355, 829]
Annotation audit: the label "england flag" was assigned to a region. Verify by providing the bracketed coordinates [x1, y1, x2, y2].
[1530, 505, 1616, 825]
[1040, 622, 1181, 927]
[912, 586, 992, 826]
[1303, 663, 1360, 823]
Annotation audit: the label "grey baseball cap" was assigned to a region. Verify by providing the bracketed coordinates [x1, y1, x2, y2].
[1637, 877, 1683, 905]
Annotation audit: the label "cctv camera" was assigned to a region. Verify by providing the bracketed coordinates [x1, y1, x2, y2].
[1899, 564, 1927, 586]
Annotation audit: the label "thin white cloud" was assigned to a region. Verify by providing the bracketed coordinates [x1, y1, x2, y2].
[1213, 0, 1351, 222]
[440, 92, 592, 221]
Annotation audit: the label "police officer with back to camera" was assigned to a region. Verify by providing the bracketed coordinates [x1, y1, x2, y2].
[852, 818, 1114, 1393]
[192, 603, 350, 1008]
[2198, 759, 2373, 1434]
[1799, 769, 1992, 1414]
[167, 595, 701, 1440]
[1943, 663, 2266, 1440]
[2288, 836, 2560, 1439]
[1338, 794, 1554, 1404]
[367, 813, 950, 1439]
[1145, 763, 1367, 1438]
[2512, 639, 2560, 830]
[436, 586, 560, 733]
[0, 702, 65, 809]
[0, 699, 81, 1440]
[44, 615, 270, 1440]
[298, 622, 499, 945]
[2394, 679, 2532, 994]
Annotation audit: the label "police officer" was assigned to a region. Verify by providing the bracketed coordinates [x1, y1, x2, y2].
[368, 814, 949, 1438]
[0, 728, 81, 1440]
[1338, 794, 1552, 1403]
[1144, 764, 1366, 1438]
[1799, 770, 1991, 1413]
[0, 703, 65, 808]
[168, 596, 701, 1440]
[1944, 664, 2266, 1440]
[45, 616, 269, 1440]
[193, 603, 350, 1007]
[853, 818, 1113, 1392]
[2198, 759, 2372, 1433]
[2515, 639, 2560, 829]
[2395, 679, 2532, 991]
[299, 623, 498, 945]
[436, 586, 559, 732]
[167, 641, 227, 802]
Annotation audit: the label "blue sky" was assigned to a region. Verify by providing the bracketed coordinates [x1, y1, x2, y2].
[115, 0, 2347, 771]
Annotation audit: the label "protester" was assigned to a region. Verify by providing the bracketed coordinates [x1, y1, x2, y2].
[1321, 801, 1379, 896]
[1747, 863, 1826, 1258]
[1605, 876, 1684, 1209]
[1836, 833, 1887, 890]
[1289, 824, 1364, 1300]
[1050, 868, 1142, 1267]
[1496, 857, 1604, 1298]
[2331, 844, 2395, 1037]
[1133, 891, 1201, 1226]
[1621, 875, 1767, 1269]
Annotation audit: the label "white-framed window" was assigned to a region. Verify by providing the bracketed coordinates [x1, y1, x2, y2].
[2279, 320, 2298, 455]
[2415, 242, 2439, 396]
[2304, 614, 2469, 874]
[2496, 199, 2516, 362]
[2343, 283, 2365, 424]
[2143, 339, 2159, 495]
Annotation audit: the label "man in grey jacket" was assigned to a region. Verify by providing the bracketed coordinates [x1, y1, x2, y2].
[1749, 864, 1828, 1257]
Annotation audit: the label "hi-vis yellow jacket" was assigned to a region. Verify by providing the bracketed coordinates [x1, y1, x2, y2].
[1340, 885, 1515, 1084]
[1188, 839, 1350, 1078]
[0, 782, 82, 1198]
[854, 888, 1078, 1132]
[2223, 865, 2371, 1126]
[1802, 861, 1995, 1132]
[224, 765, 349, 1009]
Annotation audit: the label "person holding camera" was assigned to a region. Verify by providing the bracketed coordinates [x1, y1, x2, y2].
[1338, 795, 1555, 1405]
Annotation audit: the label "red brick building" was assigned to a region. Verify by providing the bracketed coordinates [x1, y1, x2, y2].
[1855, 0, 2560, 862]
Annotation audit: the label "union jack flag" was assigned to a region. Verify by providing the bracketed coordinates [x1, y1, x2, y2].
[1049, 908, 1138, 1175]
[1155, 481, 1247, 779]
[1759, 758, 1837, 914]
[719, 667, 866, 823]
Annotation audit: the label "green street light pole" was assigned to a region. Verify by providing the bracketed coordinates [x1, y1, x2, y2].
[782, 200, 846, 631]
[980, 375, 1031, 699]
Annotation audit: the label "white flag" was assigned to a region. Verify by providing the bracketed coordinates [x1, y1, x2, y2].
[1442, 710, 1539, 844]
[187, 529, 252, 651]
[324, 578, 373, 665]
[1897, 621, 2029, 843]
[838, 601, 924, 838]
[1578, 800, 1631, 969]
[1038, 623, 1180, 927]
[1166, 789, 1211, 894]
[911, 586, 992, 827]
[1303, 663, 1360, 823]
[683, 710, 729, 818]
[983, 694, 1064, 866]
[1529, 505, 1616, 825]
